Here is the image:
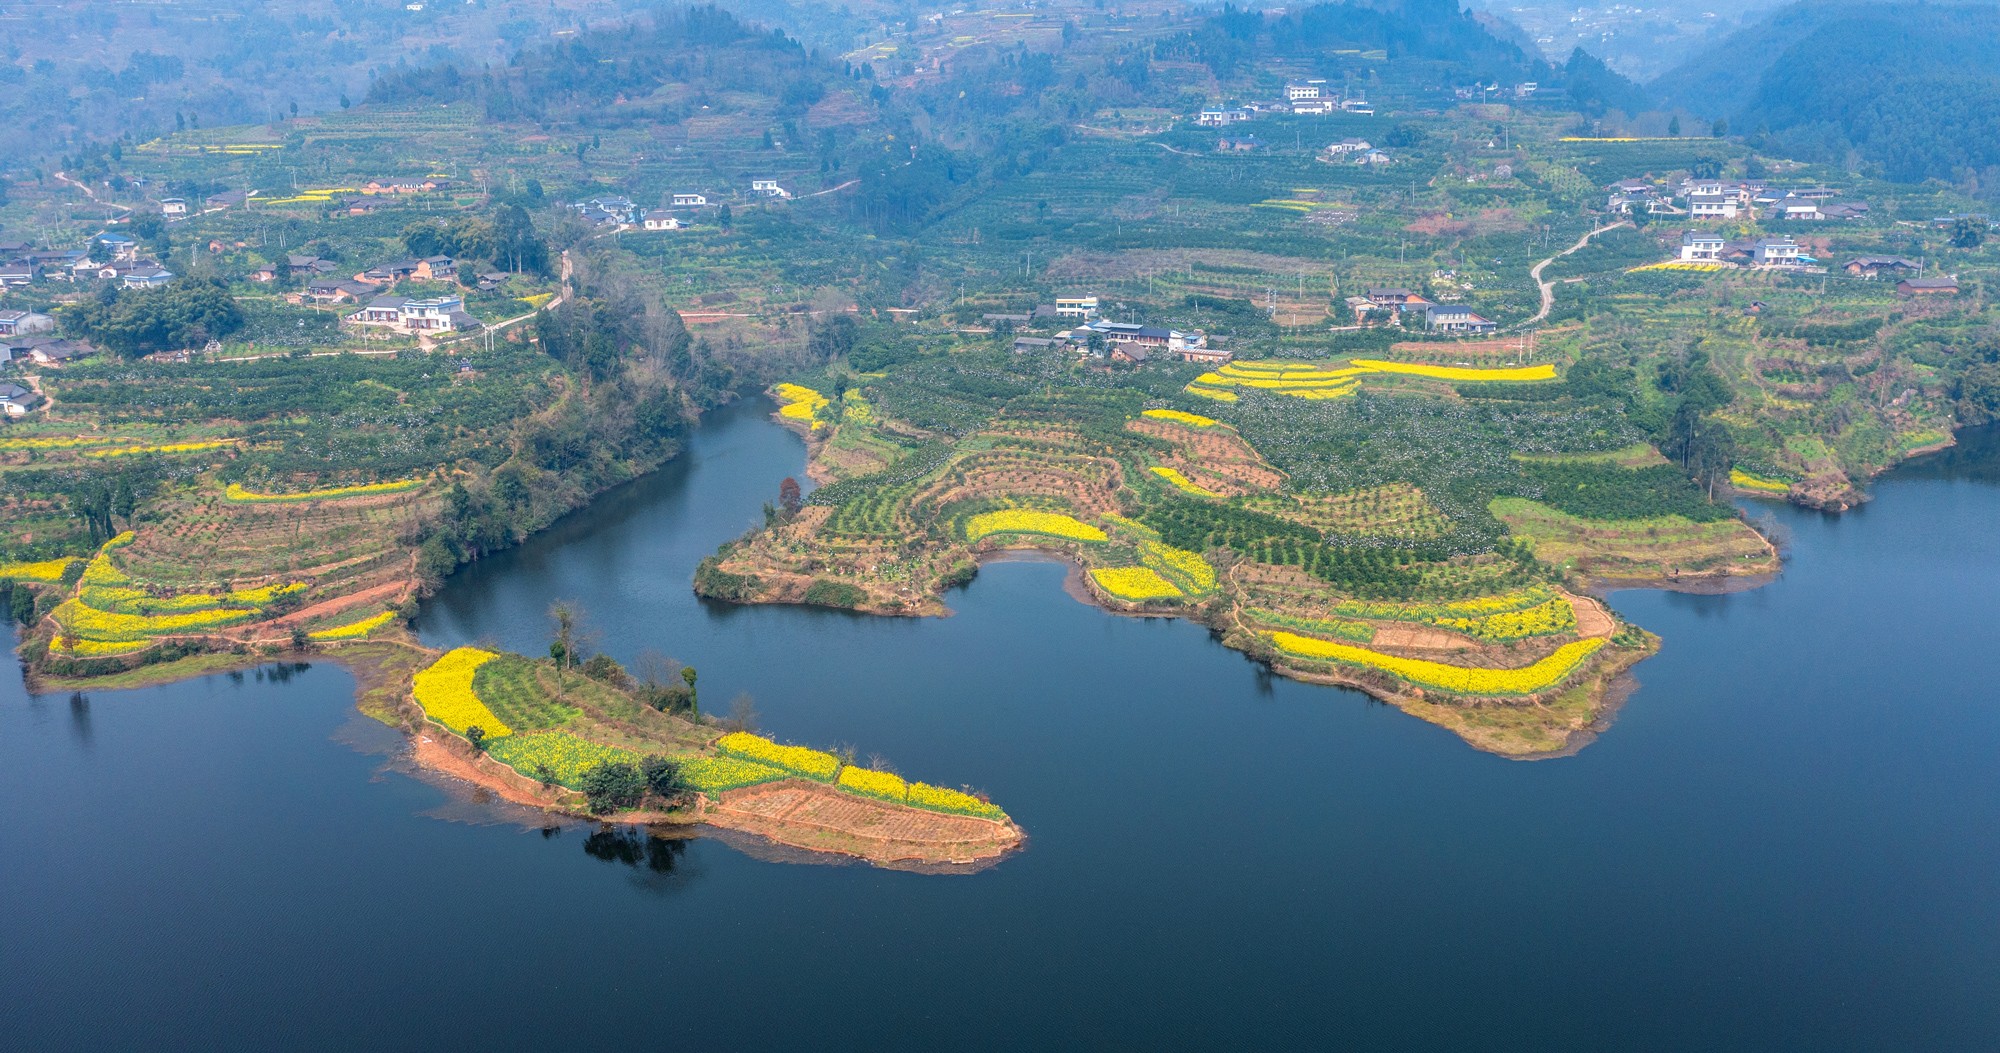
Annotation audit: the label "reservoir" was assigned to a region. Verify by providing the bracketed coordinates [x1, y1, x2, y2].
[4, 402, 1998, 1050]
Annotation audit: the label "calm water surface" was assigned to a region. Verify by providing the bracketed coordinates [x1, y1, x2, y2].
[4, 402, 1998, 1051]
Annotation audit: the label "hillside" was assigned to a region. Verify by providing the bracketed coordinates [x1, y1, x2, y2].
[1650, 0, 2000, 187]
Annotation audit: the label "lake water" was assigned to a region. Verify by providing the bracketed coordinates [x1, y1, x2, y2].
[5, 402, 1998, 1050]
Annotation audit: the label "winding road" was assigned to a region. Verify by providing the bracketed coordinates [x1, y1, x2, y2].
[1522, 220, 1629, 327]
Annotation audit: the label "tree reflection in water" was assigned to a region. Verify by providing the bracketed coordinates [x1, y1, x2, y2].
[581, 825, 699, 893]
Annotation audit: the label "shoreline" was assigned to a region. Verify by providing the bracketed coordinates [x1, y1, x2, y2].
[26, 638, 1022, 870]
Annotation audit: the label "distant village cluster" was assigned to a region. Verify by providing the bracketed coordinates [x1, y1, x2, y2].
[986, 296, 1231, 366]
[1344, 288, 1497, 333]
[1197, 79, 1384, 155]
[568, 179, 794, 232]
[1607, 176, 1869, 225]
[1614, 173, 1965, 293]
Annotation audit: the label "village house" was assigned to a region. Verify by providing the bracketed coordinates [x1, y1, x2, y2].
[355, 256, 454, 286]
[206, 189, 251, 211]
[362, 178, 442, 195]
[122, 266, 176, 289]
[1689, 193, 1740, 220]
[671, 192, 708, 207]
[25, 338, 95, 366]
[641, 210, 684, 231]
[0, 310, 53, 337]
[1068, 319, 1209, 356]
[1011, 336, 1056, 354]
[1289, 98, 1337, 115]
[160, 198, 188, 217]
[1365, 288, 1435, 317]
[1054, 296, 1100, 320]
[1285, 81, 1327, 101]
[1109, 343, 1149, 365]
[750, 179, 793, 199]
[571, 197, 638, 225]
[1680, 232, 1726, 261]
[0, 263, 35, 287]
[97, 232, 139, 261]
[1197, 108, 1254, 126]
[348, 294, 480, 334]
[289, 255, 338, 274]
[1356, 148, 1393, 166]
[1326, 138, 1372, 156]
[1773, 195, 1823, 221]
[1216, 134, 1264, 152]
[1340, 99, 1374, 115]
[1843, 256, 1919, 279]
[1179, 344, 1234, 366]
[0, 382, 39, 417]
[1422, 304, 1498, 334]
[304, 278, 375, 304]
[1753, 237, 1802, 267]
[1898, 277, 1960, 296]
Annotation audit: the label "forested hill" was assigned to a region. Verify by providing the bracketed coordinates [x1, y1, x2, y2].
[365, 5, 972, 233]
[1650, 0, 2000, 187]
[1157, 0, 1546, 81]
[366, 5, 885, 128]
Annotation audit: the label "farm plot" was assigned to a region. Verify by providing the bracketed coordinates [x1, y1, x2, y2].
[1492, 497, 1778, 580]
[1242, 484, 1452, 540]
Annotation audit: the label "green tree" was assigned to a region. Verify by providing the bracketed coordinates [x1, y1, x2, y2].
[580, 762, 646, 813]
[1949, 217, 1986, 249]
[64, 278, 245, 359]
[467, 726, 487, 751]
[640, 755, 688, 802]
[680, 665, 698, 717]
[548, 600, 577, 674]
[1668, 115, 1681, 136]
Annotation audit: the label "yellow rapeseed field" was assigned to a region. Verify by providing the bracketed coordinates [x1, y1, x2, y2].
[52, 598, 256, 643]
[412, 647, 511, 737]
[226, 480, 420, 502]
[1141, 541, 1217, 593]
[716, 732, 841, 780]
[1729, 469, 1790, 494]
[679, 755, 791, 794]
[310, 610, 397, 640]
[0, 435, 136, 451]
[907, 782, 1007, 820]
[1141, 408, 1218, 428]
[1090, 566, 1183, 602]
[772, 383, 830, 430]
[1150, 466, 1221, 497]
[1628, 261, 1726, 273]
[225, 582, 306, 605]
[0, 558, 80, 583]
[1347, 359, 1558, 383]
[837, 765, 909, 801]
[85, 440, 236, 458]
[1268, 632, 1605, 695]
[964, 509, 1107, 543]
